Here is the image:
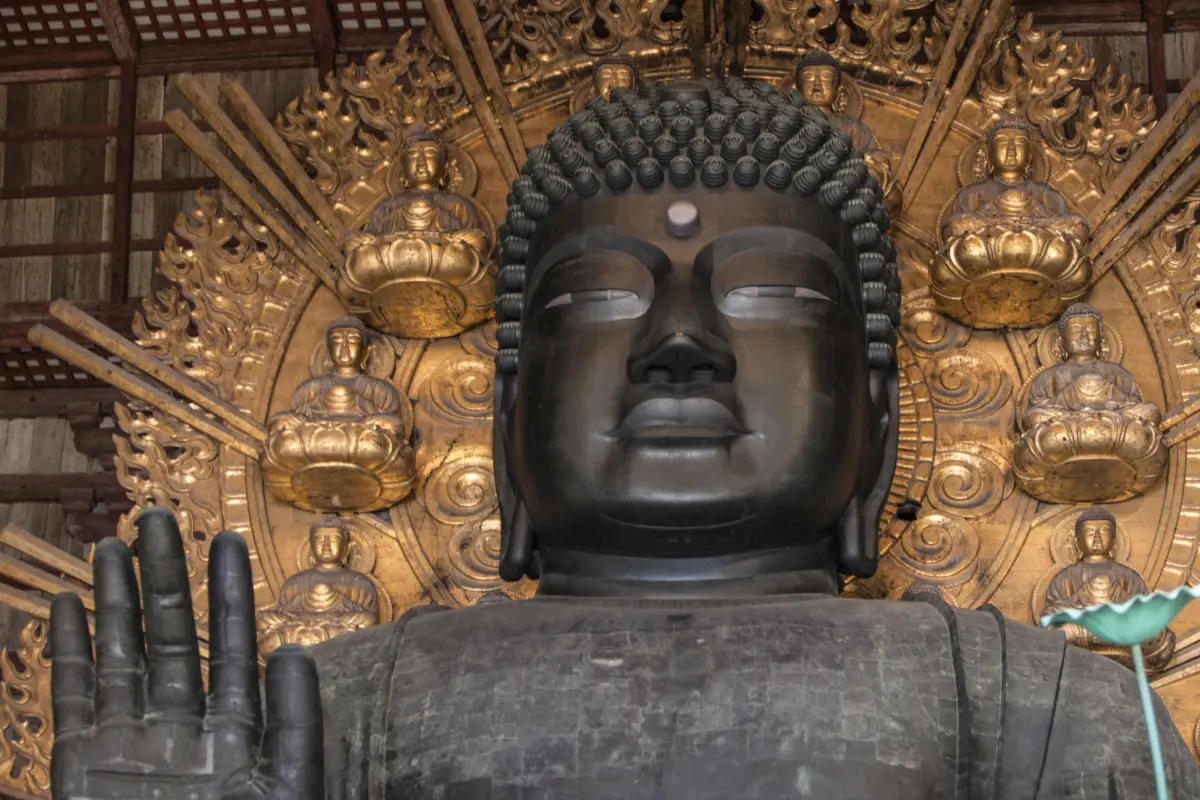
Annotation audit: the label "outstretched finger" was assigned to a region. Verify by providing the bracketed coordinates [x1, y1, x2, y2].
[207, 532, 261, 732]
[135, 507, 203, 719]
[260, 645, 324, 797]
[92, 536, 144, 723]
[49, 593, 94, 735]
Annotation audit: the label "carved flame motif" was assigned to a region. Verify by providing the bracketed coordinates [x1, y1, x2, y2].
[0, 620, 52, 798]
[976, 16, 1155, 169]
[750, 0, 963, 82]
[481, 0, 687, 84]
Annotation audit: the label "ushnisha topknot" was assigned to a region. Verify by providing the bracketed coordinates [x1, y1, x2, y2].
[328, 316, 367, 334]
[494, 79, 902, 376]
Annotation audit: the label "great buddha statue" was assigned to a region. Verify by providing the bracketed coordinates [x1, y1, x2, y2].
[256, 518, 380, 659]
[796, 51, 901, 216]
[1042, 507, 1174, 672]
[933, 117, 1091, 328]
[259, 317, 416, 513]
[338, 130, 495, 339]
[49, 80, 1200, 800]
[1014, 303, 1166, 504]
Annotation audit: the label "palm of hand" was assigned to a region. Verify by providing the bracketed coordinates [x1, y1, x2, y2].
[49, 508, 323, 799]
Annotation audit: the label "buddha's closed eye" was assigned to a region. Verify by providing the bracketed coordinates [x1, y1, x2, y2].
[725, 286, 833, 302]
[544, 289, 641, 309]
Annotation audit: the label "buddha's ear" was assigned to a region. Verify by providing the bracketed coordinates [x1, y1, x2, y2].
[838, 369, 899, 578]
[494, 371, 536, 581]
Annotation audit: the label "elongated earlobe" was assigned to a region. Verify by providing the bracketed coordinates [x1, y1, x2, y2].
[838, 370, 900, 578]
[499, 500, 535, 581]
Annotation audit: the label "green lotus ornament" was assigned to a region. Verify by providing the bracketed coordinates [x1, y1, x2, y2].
[1042, 584, 1200, 800]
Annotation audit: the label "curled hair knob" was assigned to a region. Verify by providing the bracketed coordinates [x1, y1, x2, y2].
[764, 160, 793, 190]
[753, 133, 781, 162]
[573, 167, 602, 197]
[735, 111, 761, 138]
[721, 132, 747, 160]
[853, 222, 882, 250]
[839, 197, 870, 225]
[621, 137, 649, 166]
[506, 207, 537, 238]
[608, 116, 636, 144]
[498, 265, 525, 292]
[704, 112, 731, 140]
[669, 155, 696, 187]
[579, 120, 604, 149]
[793, 165, 822, 195]
[701, 156, 729, 188]
[605, 160, 634, 191]
[653, 134, 679, 165]
[685, 98, 710, 123]
[670, 115, 695, 144]
[638, 115, 664, 141]
[496, 293, 523, 321]
[526, 144, 553, 165]
[733, 156, 760, 188]
[688, 135, 714, 165]
[592, 138, 620, 167]
[637, 157, 665, 189]
[559, 146, 586, 173]
[658, 100, 681, 121]
[781, 136, 810, 168]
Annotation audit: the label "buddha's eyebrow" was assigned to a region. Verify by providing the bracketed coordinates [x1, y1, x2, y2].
[532, 231, 670, 282]
[700, 227, 858, 293]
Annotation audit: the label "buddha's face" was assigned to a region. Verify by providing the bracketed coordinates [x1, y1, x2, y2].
[1076, 517, 1115, 559]
[988, 126, 1031, 174]
[507, 189, 882, 558]
[1062, 315, 1101, 359]
[799, 65, 838, 110]
[311, 525, 349, 566]
[595, 64, 635, 99]
[328, 325, 365, 371]
[403, 141, 446, 189]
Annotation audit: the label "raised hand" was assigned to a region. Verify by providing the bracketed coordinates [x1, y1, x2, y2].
[49, 507, 324, 799]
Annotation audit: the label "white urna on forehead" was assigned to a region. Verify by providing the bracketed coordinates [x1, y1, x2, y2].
[492, 76, 902, 378]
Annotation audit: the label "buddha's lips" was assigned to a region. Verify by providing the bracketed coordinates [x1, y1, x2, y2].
[612, 396, 747, 439]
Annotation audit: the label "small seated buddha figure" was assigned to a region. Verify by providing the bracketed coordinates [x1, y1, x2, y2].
[1043, 507, 1174, 672]
[259, 317, 416, 513]
[796, 51, 902, 216]
[338, 129, 494, 339]
[569, 53, 638, 112]
[933, 117, 1091, 328]
[256, 517, 380, 659]
[1014, 304, 1166, 504]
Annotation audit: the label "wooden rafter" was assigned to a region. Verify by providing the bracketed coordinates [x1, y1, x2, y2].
[94, 0, 140, 63]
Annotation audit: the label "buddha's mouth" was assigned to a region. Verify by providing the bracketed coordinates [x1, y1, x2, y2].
[612, 396, 747, 440]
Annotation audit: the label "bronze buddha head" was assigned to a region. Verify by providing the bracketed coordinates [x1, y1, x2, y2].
[1074, 507, 1117, 560]
[493, 78, 900, 591]
[310, 517, 351, 568]
[593, 54, 638, 101]
[796, 51, 840, 112]
[986, 117, 1035, 179]
[1059, 303, 1103, 360]
[402, 131, 448, 191]
[326, 317, 367, 373]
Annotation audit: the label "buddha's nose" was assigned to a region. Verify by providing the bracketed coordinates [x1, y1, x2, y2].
[627, 332, 737, 385]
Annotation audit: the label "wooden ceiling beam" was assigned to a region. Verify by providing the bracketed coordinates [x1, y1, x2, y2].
[0, 388, 124, 419]
[94, 0, 139, 63]
[304, 0, 339, 78]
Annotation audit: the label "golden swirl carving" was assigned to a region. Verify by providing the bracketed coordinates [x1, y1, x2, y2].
[419, 448, 498, 524]
[900, 296, 970, 356]
[927, 444, 1013, 519]
[448, 515, 506, 592]
[923, 351, 1012, 416]
[893, 512, 980, 583]
[418, 356, 495, 424]
[461, 319, 499, 360]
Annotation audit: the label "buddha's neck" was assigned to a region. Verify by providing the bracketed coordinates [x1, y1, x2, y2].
[994, 168, 1026, 186]
[332, 365, 359, 379]
[534, 544, 840, 599]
